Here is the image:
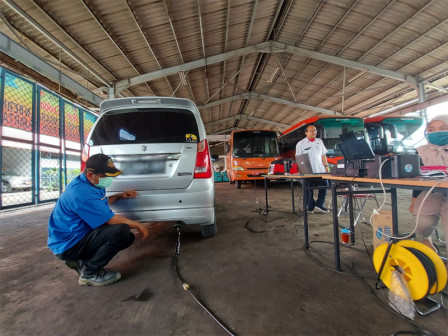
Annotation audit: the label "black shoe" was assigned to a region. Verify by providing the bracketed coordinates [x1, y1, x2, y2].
[315, 206, 330, 213]
[79, 269, 121, 287]
[64, 260, 83, 275]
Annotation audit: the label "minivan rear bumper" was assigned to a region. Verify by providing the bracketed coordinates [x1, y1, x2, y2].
[115, 207, 215, 226]
[107, 178, 215, 225]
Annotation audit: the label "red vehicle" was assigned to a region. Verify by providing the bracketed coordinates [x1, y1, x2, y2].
[278, 116, 366, 165]
[364, 115, 425, 155]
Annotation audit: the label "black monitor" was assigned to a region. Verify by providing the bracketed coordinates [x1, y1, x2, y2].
[338, 131, 375, 161]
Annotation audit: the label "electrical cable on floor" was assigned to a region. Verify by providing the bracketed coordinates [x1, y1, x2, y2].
[390, 331, 435, 336]
[303, 241, 375, 279]
[304, 241, 437, 335]
[302, 222, 438, 336]
[440, 289, 447, 310]
[172, 225, 236, 336]
[247, 180, 305, 237]
[304, 211, 435, 335]
[257, 181, 304, 216]
[245, 215, 286, 233]
[353, 264, 437, 336]
[294, 222, 304, 238]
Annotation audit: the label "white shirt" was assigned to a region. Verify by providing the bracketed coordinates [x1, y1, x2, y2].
[296, 138, 328, 173]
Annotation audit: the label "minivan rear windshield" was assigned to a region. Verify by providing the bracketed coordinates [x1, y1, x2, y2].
[89, 108, 200, 145]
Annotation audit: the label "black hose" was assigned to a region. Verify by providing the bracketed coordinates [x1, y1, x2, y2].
[403, 247, 437, 297]
[173, 226, 236, 336]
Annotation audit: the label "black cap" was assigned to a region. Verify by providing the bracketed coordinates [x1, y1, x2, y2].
[86, 154, 122, 177]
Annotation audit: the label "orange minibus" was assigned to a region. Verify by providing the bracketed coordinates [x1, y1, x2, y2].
[225, 129, 280, 189]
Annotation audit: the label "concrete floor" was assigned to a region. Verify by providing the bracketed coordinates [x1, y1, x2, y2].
[1, 181, 447, 336]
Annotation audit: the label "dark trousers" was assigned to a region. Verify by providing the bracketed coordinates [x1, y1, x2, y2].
[305, 178, 329, 210]
[57, 224, 135, 275]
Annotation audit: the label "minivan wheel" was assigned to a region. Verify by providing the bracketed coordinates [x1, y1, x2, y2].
[237, 180, 241, 189]
[201, 220, 217, 238]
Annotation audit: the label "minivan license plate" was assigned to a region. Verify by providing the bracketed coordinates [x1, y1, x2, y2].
[123, 161, 165, 175]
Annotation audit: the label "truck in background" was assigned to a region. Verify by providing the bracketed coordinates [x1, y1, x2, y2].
[225, 129, 280, 189]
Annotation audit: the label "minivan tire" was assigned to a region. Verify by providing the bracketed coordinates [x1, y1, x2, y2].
[237, 180, 241, 189]
[201, 219, 217, 238]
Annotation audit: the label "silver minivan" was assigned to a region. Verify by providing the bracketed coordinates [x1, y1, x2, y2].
[82, 97, 216, 237]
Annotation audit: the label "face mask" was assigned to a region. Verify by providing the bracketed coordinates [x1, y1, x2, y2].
[427, 131, 448, 146]
[94, 177, 114, 189]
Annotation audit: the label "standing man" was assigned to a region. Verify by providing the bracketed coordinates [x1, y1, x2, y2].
[48, 153, 149, 287]
[296, 124, 330, 213]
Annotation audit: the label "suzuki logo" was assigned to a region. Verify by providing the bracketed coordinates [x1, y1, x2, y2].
[141, 145, 147, 151]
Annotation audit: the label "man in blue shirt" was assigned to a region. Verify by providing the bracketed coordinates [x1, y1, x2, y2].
[48, 154, 149, 287]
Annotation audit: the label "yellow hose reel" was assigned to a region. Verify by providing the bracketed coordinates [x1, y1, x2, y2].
[373, 240, 447, 301]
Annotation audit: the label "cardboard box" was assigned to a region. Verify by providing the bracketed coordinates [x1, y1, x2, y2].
[371, 209, 394, 250]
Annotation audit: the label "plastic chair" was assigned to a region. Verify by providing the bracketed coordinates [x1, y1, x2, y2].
[337, 185, 379, 226]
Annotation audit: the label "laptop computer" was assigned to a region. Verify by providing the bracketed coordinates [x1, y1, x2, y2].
[295, 153, 314, 174]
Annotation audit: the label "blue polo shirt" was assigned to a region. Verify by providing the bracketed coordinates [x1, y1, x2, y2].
[47, 173, 114, 255]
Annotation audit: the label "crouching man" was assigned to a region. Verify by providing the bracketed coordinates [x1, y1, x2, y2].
[47, 153, 149, 287]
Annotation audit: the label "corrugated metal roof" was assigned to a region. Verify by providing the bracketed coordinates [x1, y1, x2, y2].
[1, 0, 447, 135]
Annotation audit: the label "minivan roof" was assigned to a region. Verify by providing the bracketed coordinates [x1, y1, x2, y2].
[100, 97, 198, 114]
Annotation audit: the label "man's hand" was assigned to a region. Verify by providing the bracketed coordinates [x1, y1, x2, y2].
[137, 223, 149, 240]
[108, 190, 138, 204]
[107, 215, 149, 240]
[121, 190, 138, 199]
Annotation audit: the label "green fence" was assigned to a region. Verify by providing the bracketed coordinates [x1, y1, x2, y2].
[0, 68, 97, 209]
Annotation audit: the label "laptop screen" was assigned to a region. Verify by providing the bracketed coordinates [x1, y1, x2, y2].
[295, 154, 314, 174]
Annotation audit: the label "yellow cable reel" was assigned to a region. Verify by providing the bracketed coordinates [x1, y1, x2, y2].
[373, 240, 447, 301]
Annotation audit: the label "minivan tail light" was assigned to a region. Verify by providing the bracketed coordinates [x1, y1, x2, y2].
[81, 143, 90, 171]
[194, 139, 212, 178]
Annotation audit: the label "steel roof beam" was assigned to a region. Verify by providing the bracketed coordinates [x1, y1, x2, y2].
[247, 0, 316, 129]
[3, 0, 111, 88]
[230, 0, 259, 126]
[198, 92, 339, 116]
[125, 0, 175, 94]
[205, 113, 289, 128]
[212, 127, 242, 135]
[206, 115, 240, 126]
[162, 0, 196, 102]
[80, 0, 154, 97]
[219, 0, 231, 121]
[207, 134, 230, 142]
[0, 33, 103, 106]
[272, 42, 418, 87]
[115, 42, 271, 92]
[115, 41, 418, 93]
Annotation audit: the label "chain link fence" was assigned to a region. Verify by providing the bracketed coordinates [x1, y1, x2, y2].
[1, 68, 98, 209]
